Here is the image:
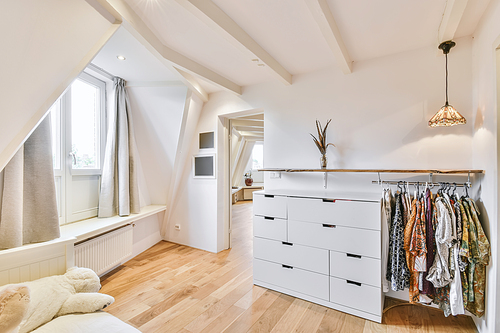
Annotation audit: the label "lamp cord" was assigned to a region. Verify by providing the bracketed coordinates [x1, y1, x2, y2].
[445, 53, 448, 105]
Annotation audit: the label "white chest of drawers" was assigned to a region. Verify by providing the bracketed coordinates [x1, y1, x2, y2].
[252, 190, 383, 323]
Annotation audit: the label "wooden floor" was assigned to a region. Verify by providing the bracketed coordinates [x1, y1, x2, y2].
[100, 201, 478, 333]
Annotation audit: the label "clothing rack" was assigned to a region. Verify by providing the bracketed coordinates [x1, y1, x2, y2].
[372, 171, 472, 189]
[372, 180, 472, 188]
[258, 169, 483, 189]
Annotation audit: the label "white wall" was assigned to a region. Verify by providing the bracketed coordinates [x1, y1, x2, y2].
[129, 86, 188, 205]
[0, 0, 113, 171]
[132, 212, 164, 258]
[174, 38, 475, 255]
[470, 0, 500, 331]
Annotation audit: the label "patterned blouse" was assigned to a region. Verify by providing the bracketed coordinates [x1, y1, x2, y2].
[387, 193, 410, 291]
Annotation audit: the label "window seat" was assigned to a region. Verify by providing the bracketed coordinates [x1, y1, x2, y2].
[60, 205, 166, 243]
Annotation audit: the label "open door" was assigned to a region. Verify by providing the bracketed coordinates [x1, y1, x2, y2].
[226, 113, 264, 249]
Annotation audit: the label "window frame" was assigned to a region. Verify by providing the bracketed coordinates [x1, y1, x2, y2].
[67, 72, 107, 176]
[50, 71, 108, 225]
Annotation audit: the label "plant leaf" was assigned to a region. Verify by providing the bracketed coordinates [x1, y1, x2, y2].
[315, 120, 323, 144]
[322, 119, 331, 141]
[310, 133, 325, 154]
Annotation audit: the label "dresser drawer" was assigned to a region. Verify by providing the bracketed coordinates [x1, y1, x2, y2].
[253, 215, 287, 241]
[288, 220, 381, 258]
[288, 197, 380, 230]
[329, 250, 381, 287]
[253, 193, 287, 219]
[330, 276, 382, 315]
[253, 259, 329, 300]
[254, 237, 329, 275]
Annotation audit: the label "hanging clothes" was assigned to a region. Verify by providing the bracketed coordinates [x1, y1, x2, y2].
[404, 198, 419, 302]
[381, 188, 393, 293]
[408, 198, 427, 303]
[426, 196, 453, 288]
[421, 189, 435, 297]
[387, 192, 409, 291]
[443, 193, 464, 316]
[463, 198, 490, 318]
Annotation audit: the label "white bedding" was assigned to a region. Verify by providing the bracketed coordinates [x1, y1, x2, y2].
[30, 312, 141, 333]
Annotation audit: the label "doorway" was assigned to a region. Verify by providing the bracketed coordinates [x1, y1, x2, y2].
[220, 110, 264, 249]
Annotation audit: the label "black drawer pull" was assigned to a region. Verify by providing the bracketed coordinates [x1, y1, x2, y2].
[264, 216, 275, 220]
[322, 224, 336, 228]
[346, 253, 362, 259]
[282, 264, 293, 269]
[282, 241, 293, 246]
[264, 195, 274, 198]
[322, 199, 336, 203]
[346, 280, 362, 287]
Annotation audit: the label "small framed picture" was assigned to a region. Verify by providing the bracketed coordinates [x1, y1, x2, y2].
[199, 131, 214, 149]
[193, 154, 216, 178]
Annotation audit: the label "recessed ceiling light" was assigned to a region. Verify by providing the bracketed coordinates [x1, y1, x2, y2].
[251, 59, 259, 62]
[117, 55, 126, 61]
[258, 64, 265, 67]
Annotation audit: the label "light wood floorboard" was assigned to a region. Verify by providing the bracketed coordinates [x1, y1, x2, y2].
[101, 201, 478, 333]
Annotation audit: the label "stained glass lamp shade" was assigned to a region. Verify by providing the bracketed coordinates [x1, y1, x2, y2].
[428, 40, 466, 127]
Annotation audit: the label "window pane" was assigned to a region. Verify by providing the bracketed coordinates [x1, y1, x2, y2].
[49, 100, 61, 169]
[252, 143, 263, 170]
[71, 79, 100, 169]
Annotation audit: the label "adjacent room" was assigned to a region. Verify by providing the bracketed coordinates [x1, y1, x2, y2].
[1, 0, 499, 332]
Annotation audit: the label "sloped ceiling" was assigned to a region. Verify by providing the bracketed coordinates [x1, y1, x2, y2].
[109, 0, 490, 92]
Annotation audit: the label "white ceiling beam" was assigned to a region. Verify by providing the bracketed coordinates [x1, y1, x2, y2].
[305, 0, 352, 74]
[438, 0, 468, 43]
[234, 126, 264, 132]
[85, 0, 122, 23]
[174, 68, 208, 102]
[244, 137, 264, 142]
[91, 0, 241, 96]
[125, 80, 185, 87]
[231, 119, 263, 127]
[238, 131, 264, 137]
[231, 127, 242, 139]
[173, 0, 292, 85]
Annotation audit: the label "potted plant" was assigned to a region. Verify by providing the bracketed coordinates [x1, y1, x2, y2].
[310, 119, 335, 169]
[244, 170, 253, 186]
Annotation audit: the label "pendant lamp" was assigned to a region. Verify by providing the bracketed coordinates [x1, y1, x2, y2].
[428, 40, 466, 127]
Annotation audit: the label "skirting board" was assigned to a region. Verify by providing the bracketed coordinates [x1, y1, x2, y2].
[254, 279, 383, 323]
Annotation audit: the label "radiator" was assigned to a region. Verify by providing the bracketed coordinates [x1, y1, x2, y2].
[74, 225, 133, 276]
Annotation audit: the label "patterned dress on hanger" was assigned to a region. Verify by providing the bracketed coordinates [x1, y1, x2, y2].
[387, 193, 409, 291]
[421, 189, 435, 297]
[464, 198, 490, 317]
[410, 198, 428, 303]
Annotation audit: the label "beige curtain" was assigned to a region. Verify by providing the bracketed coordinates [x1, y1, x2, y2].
[0, 115, 60, 249]
[98, 77, 140, 217]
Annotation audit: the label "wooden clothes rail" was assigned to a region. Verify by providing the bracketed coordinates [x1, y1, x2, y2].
[258, 168, 484, 174]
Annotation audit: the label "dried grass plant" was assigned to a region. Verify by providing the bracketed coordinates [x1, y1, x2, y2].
[310, 119, 335, 155]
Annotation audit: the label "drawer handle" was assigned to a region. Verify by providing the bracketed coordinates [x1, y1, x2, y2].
[322, 224, 336, 228]
[322, 199, 336, 203]
[346, 280, 362, 287]
[346, 253, 362, 259]
[264, 216, 275, 220]
[264, 195, 275, 198]
[282, 264, 293, 269]
[282, 241, 293, 246]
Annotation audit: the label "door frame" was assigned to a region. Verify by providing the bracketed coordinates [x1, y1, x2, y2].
[218, 108, 264, 250]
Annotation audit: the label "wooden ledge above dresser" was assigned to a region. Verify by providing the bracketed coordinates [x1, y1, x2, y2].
[252, 189, 383, 323]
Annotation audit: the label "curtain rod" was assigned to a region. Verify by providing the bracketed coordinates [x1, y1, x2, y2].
[86, 63, 115, 81]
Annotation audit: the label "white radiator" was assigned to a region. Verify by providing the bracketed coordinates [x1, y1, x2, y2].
[74, 225, 133, 276]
